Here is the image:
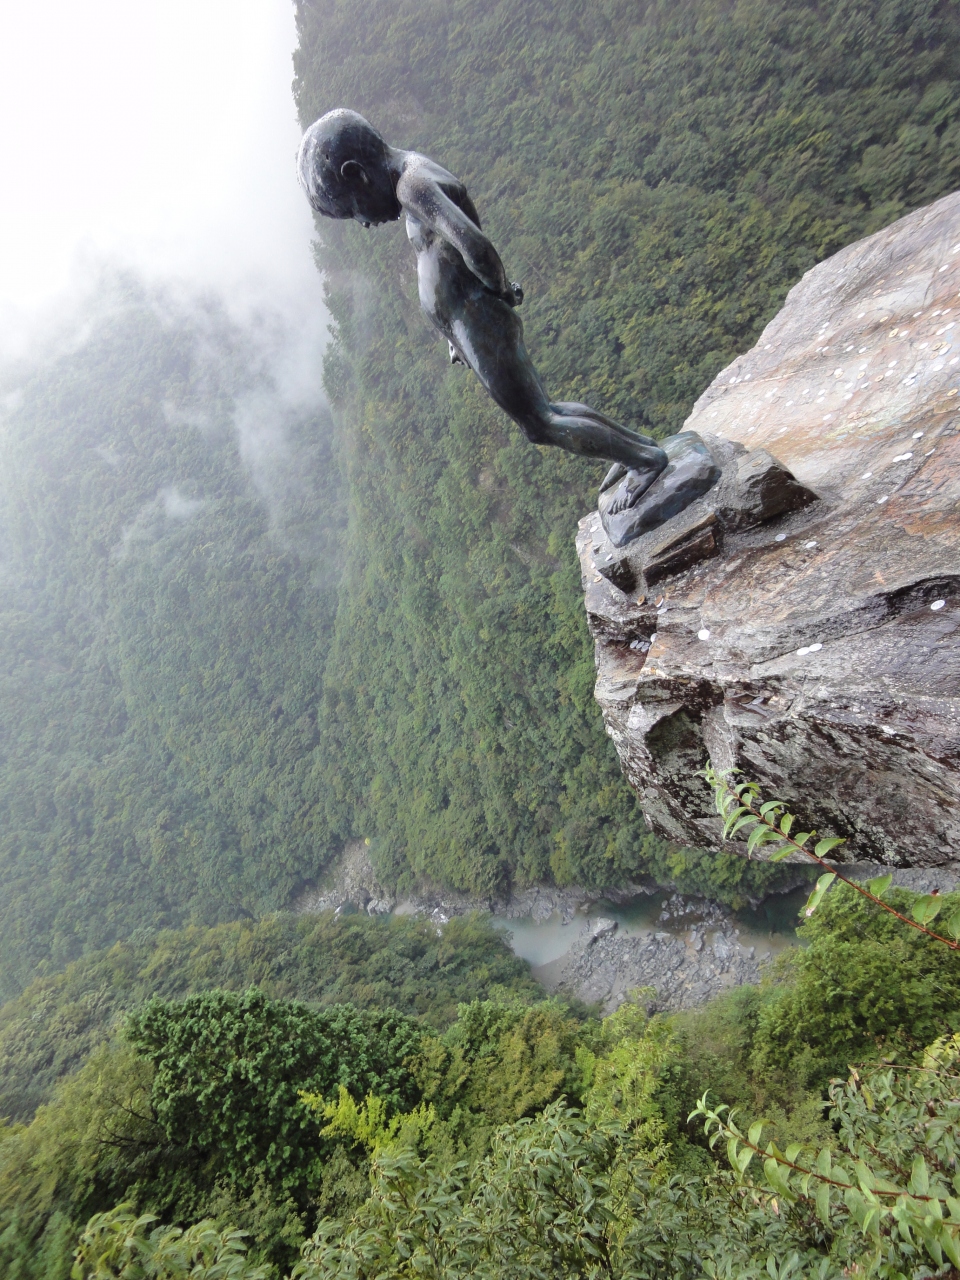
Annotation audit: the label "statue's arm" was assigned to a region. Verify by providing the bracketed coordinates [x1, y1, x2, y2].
[400, 172, 517, 304]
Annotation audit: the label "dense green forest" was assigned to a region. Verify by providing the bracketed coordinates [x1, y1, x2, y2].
[3, 884, 959, 1278]
[0, 278, 346, 996]
[0, 911, 541, 1124]
[5, 0, 960, 1270]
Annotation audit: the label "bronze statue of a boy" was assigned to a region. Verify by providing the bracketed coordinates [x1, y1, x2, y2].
[297, 109, 670, 506]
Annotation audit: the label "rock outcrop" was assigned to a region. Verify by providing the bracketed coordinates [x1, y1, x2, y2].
[579, 191, 960, 872]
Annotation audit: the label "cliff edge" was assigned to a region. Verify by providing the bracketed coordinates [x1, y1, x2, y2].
[579, 191, 960, 872]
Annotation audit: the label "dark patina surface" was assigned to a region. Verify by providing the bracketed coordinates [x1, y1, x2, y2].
[298, 109, 716, 536]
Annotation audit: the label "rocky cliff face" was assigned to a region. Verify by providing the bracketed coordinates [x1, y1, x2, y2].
[579, 191, 960, 872]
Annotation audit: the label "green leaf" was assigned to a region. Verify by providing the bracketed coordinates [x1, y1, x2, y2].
[855, 1160, 876, 1192]
[803, 872, 836, 917]
[721, 806, 751, 838]
[816, 1182, 832, 1224]
[726, 815, 758, 840]
[946, 909, 960, 942]
[941, 1225, 960, 1269]
[779, 813, 795, 836]
[747, 825, 779, 855]
[910, 1156, 930, 1197]
[866, 873, 892, 899]
[862, 1204, 881, 1239]
[769, 844, 796, 862]
[911, 895, 943, 926]
[814, 836, 845, 857]
[748, 1121, 764, 1147]
[764, 1157, 792, 1196]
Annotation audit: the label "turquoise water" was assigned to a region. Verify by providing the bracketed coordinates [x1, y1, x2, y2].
[491, 887, 807, 969]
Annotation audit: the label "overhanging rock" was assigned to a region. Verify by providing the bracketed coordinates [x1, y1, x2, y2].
[578, 190, 960, 872]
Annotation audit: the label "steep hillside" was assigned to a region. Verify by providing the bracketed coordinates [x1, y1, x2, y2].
[292, 0, 960, 893]
[0, 277, 343, 994]
[2, 0, 959, 992]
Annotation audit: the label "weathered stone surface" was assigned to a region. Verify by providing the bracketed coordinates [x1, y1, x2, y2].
[579, 191, 960, 874]
[536, 921, 764, 1015]
[727, 448, 819, 526]
[588, 916, 618, 943]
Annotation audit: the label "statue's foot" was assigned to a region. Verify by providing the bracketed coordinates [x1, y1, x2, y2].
[599, 462, 627, 494]
[607, 472, 657, 515]
[599, 455, 668, 513]
[599, 431, 721, 548]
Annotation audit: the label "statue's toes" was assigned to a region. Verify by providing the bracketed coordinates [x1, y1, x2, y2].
[599, 462, 628, 494]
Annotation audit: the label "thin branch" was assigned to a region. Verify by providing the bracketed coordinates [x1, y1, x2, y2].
[709, 772, 959, 951]
[707, 1116, 936, 1204]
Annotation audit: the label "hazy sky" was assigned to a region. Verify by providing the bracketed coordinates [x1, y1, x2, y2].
[0, 0, 322, 346]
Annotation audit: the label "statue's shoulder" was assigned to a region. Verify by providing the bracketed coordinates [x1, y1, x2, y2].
[397, 153, 464, 205]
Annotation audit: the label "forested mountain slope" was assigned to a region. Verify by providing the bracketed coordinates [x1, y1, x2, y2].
[0, 910, 539, 1123]
[0, 278, 344, 996]
[292, 0, 960, 895]
[4, 882, 959, 1279]
[2, 0, 958, 996]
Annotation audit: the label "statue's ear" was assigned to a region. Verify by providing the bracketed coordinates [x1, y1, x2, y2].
[340, 160, 368, 185]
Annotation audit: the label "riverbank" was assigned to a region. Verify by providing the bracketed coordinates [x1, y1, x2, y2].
[293, 842, 798, 1011]
[294, 842, 959, 1014]
[534, 920, 762, 1014]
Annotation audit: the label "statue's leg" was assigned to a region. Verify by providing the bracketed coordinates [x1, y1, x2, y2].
[551, 401, 659, 448]
[532, 404, 667, 484]
[545, 401, 665, 490]
[447, 290, 667, 482]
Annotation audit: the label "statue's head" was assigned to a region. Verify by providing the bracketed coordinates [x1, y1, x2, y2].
[297, 109, 401, 227]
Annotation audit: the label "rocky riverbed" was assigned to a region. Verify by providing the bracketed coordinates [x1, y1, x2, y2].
[535, 921, 762, 1014]
[295, 842, 957, 1015]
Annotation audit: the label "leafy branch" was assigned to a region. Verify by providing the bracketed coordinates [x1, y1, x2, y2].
[693, 1103, 960, 1273]
[702, 765, 960, 950]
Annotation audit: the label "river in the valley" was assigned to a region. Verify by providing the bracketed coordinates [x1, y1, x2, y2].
[301, 838, 811, 1012]
[490, 886, 806, 969]
[301, 842, 958, 1013]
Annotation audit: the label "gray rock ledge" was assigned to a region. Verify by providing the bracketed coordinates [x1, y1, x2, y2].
[579, 190, 960, 874]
